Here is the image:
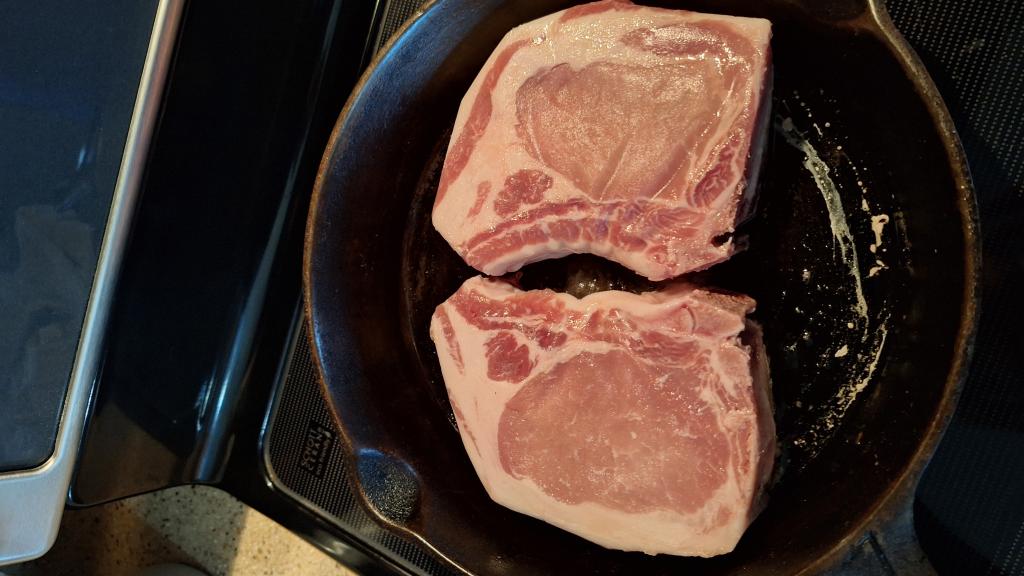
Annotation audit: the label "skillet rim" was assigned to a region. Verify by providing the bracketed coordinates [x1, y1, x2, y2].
[302, 0, 982, 573]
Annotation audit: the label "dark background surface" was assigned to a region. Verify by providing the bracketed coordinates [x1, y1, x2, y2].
[885, 0, 1024, 573]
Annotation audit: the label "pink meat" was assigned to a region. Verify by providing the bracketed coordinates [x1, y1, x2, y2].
[429, 276, 775, 556]
[432, 1, 773, 281]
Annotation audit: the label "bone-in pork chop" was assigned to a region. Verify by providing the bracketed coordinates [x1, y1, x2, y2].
[429, 276, 775, 556]
[432, 0, 772, 280]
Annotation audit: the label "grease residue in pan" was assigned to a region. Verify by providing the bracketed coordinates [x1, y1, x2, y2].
[770, 89, 904, 459]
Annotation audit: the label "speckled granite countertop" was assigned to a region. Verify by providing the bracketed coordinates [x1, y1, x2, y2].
[5, 486, 355, 576]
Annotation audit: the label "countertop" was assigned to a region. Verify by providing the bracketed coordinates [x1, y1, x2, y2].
[5, 485, 356, 576]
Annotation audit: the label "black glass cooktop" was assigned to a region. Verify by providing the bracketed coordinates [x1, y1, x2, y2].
[886, 0, 1024, 572]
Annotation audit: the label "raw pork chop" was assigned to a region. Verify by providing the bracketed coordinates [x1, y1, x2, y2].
[432, 1, 772, 281]
[429, 276, 775, 556]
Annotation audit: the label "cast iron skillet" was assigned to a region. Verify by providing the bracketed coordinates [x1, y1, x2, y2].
[304, 0, 980, 573]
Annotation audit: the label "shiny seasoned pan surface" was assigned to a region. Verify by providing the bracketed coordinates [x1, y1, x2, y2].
[304, 1, 978, 573]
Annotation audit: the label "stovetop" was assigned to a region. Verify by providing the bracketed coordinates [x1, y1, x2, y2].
[50, 0, 1024, 574]
[886, 0, 1024, 571]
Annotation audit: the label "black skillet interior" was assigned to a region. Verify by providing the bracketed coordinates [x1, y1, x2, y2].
[305, 0, 975, 574]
